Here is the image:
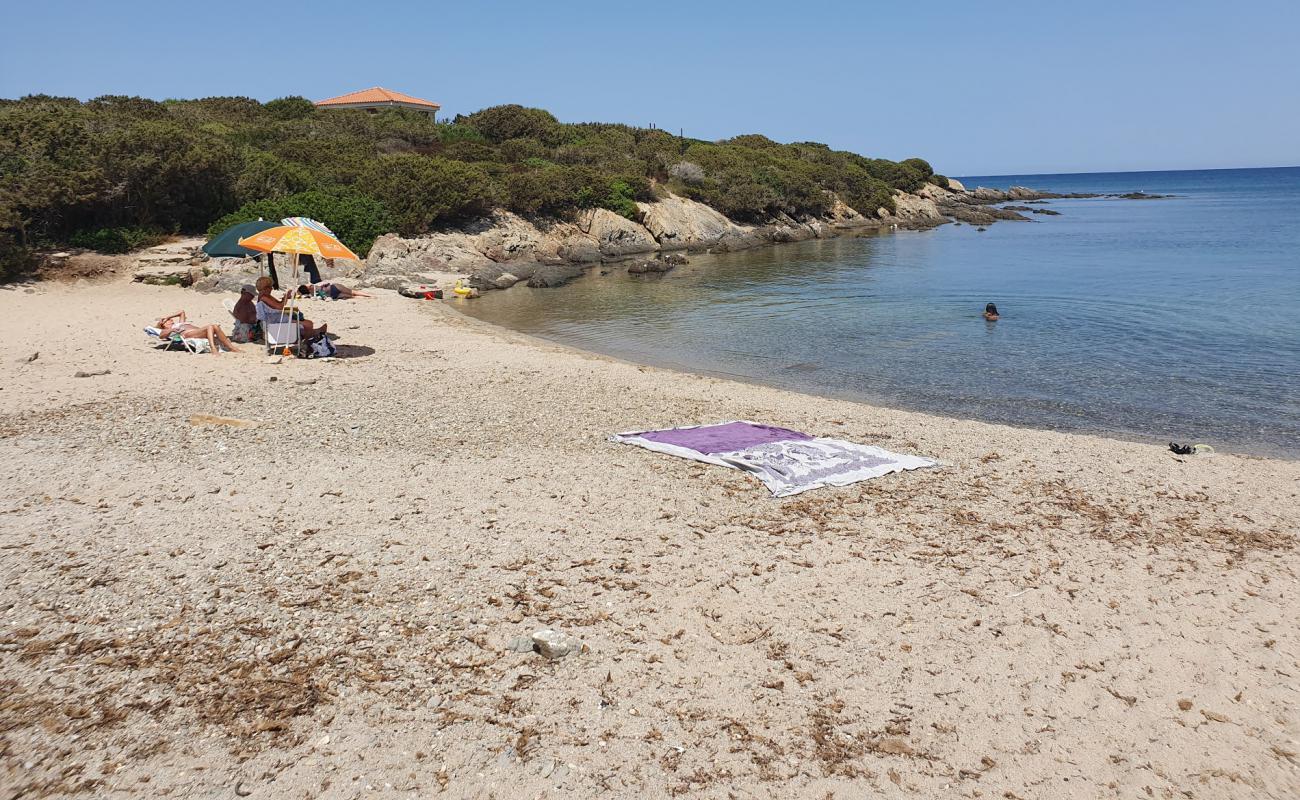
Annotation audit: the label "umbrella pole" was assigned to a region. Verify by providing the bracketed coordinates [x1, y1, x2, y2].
[286, 252, 299, 345]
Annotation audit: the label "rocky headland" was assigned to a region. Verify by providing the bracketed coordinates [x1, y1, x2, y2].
[131, 183, 1166, 294]
[347, 182, 1045, 293]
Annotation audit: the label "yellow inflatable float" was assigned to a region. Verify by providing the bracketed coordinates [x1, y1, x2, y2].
[453, 279, 476, 298]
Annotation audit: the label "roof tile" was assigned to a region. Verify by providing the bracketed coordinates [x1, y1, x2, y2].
[316, 87, 440, 110]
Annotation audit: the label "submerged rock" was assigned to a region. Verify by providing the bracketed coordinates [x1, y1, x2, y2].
[526, 263, 587, 288]
[627, 258, 676, 274]
[940, 204, 997, 225]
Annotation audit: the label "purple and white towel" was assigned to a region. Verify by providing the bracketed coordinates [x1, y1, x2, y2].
[610, 421, 936, 497]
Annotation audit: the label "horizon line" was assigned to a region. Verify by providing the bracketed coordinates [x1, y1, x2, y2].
[956, 164, 1299, 179]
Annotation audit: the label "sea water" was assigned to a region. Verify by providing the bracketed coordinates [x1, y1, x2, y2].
[461, 167, 1300, 457]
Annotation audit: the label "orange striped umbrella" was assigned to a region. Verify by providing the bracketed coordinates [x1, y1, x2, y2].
[237, 225, 358, 260]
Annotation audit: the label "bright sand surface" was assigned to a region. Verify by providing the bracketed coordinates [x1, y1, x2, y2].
[1, 277, 1298, 799]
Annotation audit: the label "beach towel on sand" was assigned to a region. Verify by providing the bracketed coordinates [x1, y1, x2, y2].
[610, 421, 936, 497]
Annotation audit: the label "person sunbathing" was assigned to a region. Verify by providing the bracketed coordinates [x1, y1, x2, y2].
[297, 282, 373, 300]
[156, 311, 239, 355]
[255, 277, 327, 339]
[983, 302, 1000, 321]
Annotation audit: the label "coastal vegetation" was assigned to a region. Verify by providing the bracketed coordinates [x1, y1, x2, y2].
[0, 94, 942, 277]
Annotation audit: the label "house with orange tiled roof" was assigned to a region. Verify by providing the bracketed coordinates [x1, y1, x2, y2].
[315, 87, 441, 120]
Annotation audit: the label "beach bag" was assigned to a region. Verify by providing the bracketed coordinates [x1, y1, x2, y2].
[307, 335, 336, 359]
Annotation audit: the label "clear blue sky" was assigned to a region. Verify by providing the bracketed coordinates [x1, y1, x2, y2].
[3, 0, 1297, 176]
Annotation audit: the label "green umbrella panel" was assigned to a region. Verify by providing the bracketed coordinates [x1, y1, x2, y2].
[202, 219, 279, 258]
[202, 218, 282, 287]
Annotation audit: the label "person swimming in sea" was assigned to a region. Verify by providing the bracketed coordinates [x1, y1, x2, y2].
[983, 302, 1000, 321]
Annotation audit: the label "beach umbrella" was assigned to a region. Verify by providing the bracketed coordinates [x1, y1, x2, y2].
[203, 218, 283, 287]
[237, 225, 359, 261]
[202, 219, 279, 258]
[282, 216, 336, 236]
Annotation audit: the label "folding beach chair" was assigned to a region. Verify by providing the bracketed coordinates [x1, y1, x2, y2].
[263, 317, 300, 356]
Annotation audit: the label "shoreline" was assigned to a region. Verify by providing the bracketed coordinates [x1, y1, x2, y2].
[442, 297, 1253, 459]
[2, 277, 1297, 799]
[444, 236, 1296, 464]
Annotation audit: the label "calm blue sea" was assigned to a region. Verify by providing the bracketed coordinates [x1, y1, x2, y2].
[462, 167, 1300, 457]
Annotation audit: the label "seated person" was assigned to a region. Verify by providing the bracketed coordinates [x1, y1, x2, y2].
[156, 311, 239, 355]
[983, 302, 1000, 321]
[230, 284, 262, 343]
[297, 282, 374, 300]
[255, 276, 327, 339]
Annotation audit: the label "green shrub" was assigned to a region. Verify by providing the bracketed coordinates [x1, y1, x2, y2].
[710, 181, 780, 222]
[356, 154, 496, 233]
[86, 95, 168, 118]
[207, 189, 394, 257]
[69, 226, 167, 254]
[436, 123, 488, 143]
[235, 151, 314, 204]
[264, 96, 316, 120]
[458, 105, 561, 145]
[900, 158, 934, 178]
[502, 167, 578, 216]
[93, 119, 240, 230]
[724, 133, 779, 149]
[929, 174, 950, 190]
[499, 137, 548, 163]
[835, 170, 896, 216]
[600, 179, 640, 220]
[440, 140, 498, 162]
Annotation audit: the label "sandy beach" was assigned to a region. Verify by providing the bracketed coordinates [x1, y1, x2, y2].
[1, 276, 1297, 799]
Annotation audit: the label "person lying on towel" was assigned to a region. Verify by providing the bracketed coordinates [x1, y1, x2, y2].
[297, 282, 373, 300]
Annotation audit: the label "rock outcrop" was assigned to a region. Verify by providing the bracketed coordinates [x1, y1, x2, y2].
[344, 184, 1072, 292]
[637, 194, 758, 252]
[885, 191, 947, 226]
[577, 209, 660, 258]
[131, 238, 207, 286]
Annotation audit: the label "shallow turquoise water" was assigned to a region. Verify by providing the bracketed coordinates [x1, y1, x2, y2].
[462, 167, 1300, 457]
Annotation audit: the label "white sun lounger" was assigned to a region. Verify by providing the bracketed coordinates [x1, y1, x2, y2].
[143, 326, 212, 354]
